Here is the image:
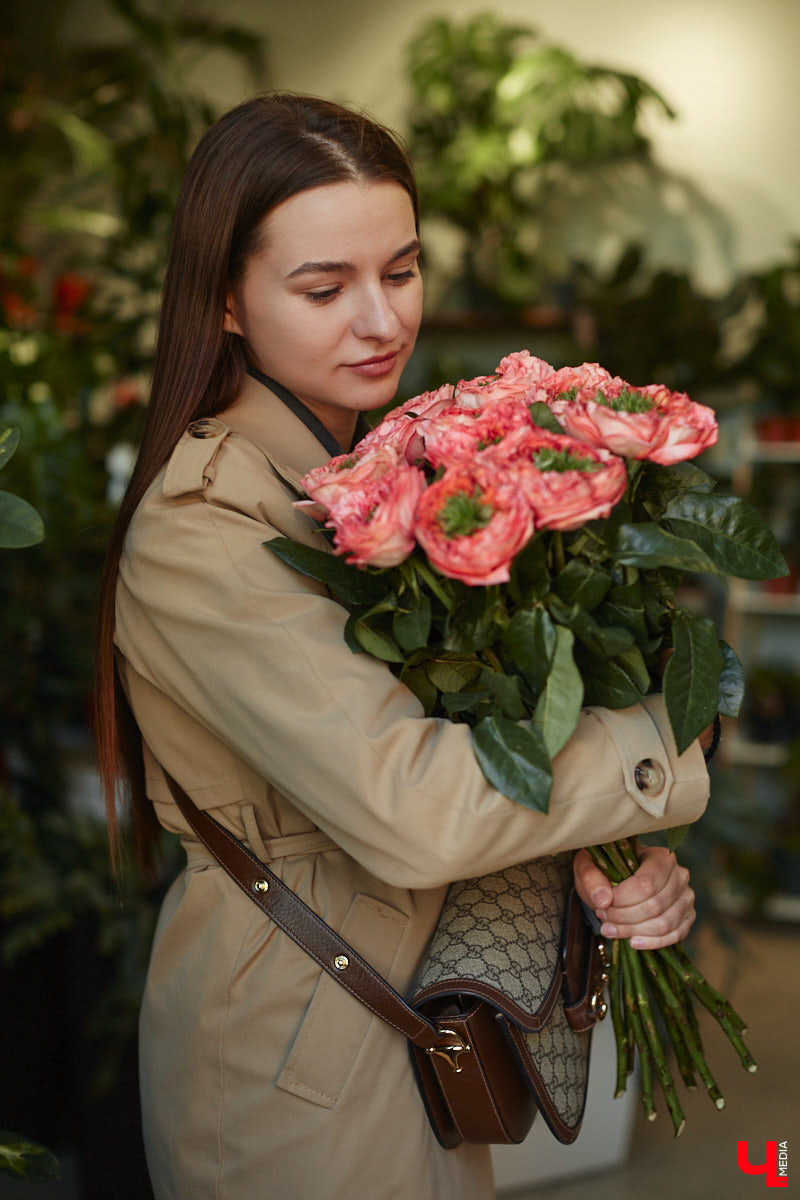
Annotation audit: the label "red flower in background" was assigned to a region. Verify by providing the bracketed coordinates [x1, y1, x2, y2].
[52, 272, 92, 334]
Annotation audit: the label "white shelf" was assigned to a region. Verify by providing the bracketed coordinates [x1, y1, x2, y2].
[720, 738, 790, 768]
[740, 438, 800, 464]
[727, 586, 800, 615]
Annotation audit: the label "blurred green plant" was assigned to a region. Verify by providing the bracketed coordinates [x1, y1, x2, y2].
[0, 425, 43, 548]
[0, 3, 264, 1185]
[0, 0, 262, 795]
[0, 1130, 60, 1184]
[405, 12, 729, 310]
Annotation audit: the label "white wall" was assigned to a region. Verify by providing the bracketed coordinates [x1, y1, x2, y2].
[66, 0, 800, 289]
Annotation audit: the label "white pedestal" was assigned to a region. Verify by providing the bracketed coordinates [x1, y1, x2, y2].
[492, 1015, 639, 1193]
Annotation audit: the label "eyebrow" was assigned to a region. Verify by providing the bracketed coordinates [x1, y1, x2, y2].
[286, 238, 421, 279]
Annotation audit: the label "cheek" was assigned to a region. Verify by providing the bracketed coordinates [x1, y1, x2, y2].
[398, 281, 424, 331]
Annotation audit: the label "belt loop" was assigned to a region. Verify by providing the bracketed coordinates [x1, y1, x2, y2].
[241, 804, 271, 862]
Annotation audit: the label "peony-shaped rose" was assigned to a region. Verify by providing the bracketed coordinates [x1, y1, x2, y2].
[357, 383, 455, 464]
[545, 370, 718, 465]
[422, 397, 534, 470]
[299, 444, 402, 520]
[414, 464, 534, 586]
[501, 430, 628, 530]
[325, 463, 427, 568]
[452, 350, 554, 408]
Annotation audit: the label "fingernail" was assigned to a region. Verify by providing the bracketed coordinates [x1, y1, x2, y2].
[630, 937, 645, 949]
[596, 909, 608, 923]
[592, 888, 612, 907]
[601, 923, 617, 938]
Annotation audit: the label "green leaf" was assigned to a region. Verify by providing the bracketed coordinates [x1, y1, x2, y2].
[616, 646, 653, 693]
[663, 613, 724, 753]
[473, 714, 553, 812]
[424, 654, 481, 693]
[639, 461, 716, 512]
[663, 494, 789, 581]
[667, 824, 692, 853]
[579, 653, 644, 709]
[532, 626, 583, 758]
[597, 581, 648, 639]
[444, 584, 504, 651]
[266, 537, 388, 605]
[717, 640, 744, 718]
[0, 425, 20, 470]
[508, 534, 550, 604]
[401, 664, 439, 715]
[393, 595, 432, 651]
[480, 667, 526, 721]
[442, 691, 491, 721]
[528, 401, 564, 434]
[612, 522, 721, 574]
[344, 597, 405, 662]
[503, 607, 555, 695]
[349, 618, 405, 662]
[0, 491, 45, 548]
[552, 558, 613, 610]
[548, 595, 635, 658]
[0, 1132, 60, 1183]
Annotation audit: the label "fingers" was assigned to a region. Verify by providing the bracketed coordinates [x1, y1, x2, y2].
[572, 848, 613, 910]
[573, 844, 697, 951]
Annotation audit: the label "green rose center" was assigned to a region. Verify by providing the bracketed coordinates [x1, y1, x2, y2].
[594, 387, 654, 413]
[438, 489, 493, 538]
[532, 447, 602, 473]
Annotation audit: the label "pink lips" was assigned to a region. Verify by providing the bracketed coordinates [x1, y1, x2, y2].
[347, 352, 398, 378]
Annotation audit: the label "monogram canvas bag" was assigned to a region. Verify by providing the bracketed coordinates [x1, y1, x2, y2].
[167, 774, 608, 1149]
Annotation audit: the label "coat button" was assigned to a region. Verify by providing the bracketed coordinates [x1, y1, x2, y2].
[187, 418, 222, 438]
[634, 758, 666, 794]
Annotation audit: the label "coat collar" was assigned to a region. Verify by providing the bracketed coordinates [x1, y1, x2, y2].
[218, 373, 371, 496]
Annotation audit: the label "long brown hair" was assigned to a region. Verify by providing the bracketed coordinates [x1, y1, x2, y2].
[94, 93, 419, 868]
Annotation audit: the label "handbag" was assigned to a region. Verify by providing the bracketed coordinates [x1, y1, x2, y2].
[165, 773, 608, 1149]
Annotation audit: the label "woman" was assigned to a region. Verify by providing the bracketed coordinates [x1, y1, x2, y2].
[95, 94, 711, 1200]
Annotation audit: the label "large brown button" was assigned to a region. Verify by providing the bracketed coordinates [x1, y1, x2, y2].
[188, 418, 222, 438]
[634, 759, 666, 794]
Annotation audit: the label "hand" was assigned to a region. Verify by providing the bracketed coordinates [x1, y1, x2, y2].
[572, 844, 696, 950]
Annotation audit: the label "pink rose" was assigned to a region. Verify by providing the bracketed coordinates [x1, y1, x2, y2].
[548, 376, 718, 464]
[451, 350, 554, 408]
[329, 463, 426, 568]
[300, 445, 402, 520]
[506, 432, 628, 530]
[423, 398, 534, 469]
[494, 349, 555, 387]
[356, 383, 456, 463]
[415, 464, 535, 586]
[635, 385, 719, 465]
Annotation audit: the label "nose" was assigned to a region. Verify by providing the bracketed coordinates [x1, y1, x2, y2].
[351, 284, 401, 342]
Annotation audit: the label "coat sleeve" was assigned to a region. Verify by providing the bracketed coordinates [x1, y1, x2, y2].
[115, 431, 710, 890]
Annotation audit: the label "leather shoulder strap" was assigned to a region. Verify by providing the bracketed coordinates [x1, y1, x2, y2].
[164, 772, 442, 1050]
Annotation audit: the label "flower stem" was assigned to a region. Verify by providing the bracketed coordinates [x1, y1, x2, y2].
[609, 939, 630, 1097]
[412, 558, 454, 613]
[625, 944, 687, 1135]
[621, 943, 657, 1121]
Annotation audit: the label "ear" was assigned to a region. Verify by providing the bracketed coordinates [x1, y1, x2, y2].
[223, 293, 243, 337]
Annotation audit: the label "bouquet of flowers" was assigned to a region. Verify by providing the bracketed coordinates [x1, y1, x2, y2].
[268, 350, 786, 1135]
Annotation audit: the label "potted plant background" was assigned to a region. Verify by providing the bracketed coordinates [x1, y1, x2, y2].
[1, 3, 262, 1194]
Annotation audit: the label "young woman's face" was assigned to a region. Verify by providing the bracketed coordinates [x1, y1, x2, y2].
[225, 180, 423, 447]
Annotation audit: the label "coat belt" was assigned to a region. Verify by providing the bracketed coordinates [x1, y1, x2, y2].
[185, 827, 339, 868]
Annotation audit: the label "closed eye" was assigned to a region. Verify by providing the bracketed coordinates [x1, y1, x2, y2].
[386, 268, 418, 285]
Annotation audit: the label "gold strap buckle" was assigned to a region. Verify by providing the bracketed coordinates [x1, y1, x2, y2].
[427, 1028, 471, 1073]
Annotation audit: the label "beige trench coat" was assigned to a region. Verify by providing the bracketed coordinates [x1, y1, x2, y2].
[115, 375, 710, 1200]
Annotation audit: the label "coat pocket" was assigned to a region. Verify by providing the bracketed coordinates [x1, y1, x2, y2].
[276, 893, 409, 1108]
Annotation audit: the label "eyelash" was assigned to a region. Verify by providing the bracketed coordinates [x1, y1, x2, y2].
[305, 267, 419, 305]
